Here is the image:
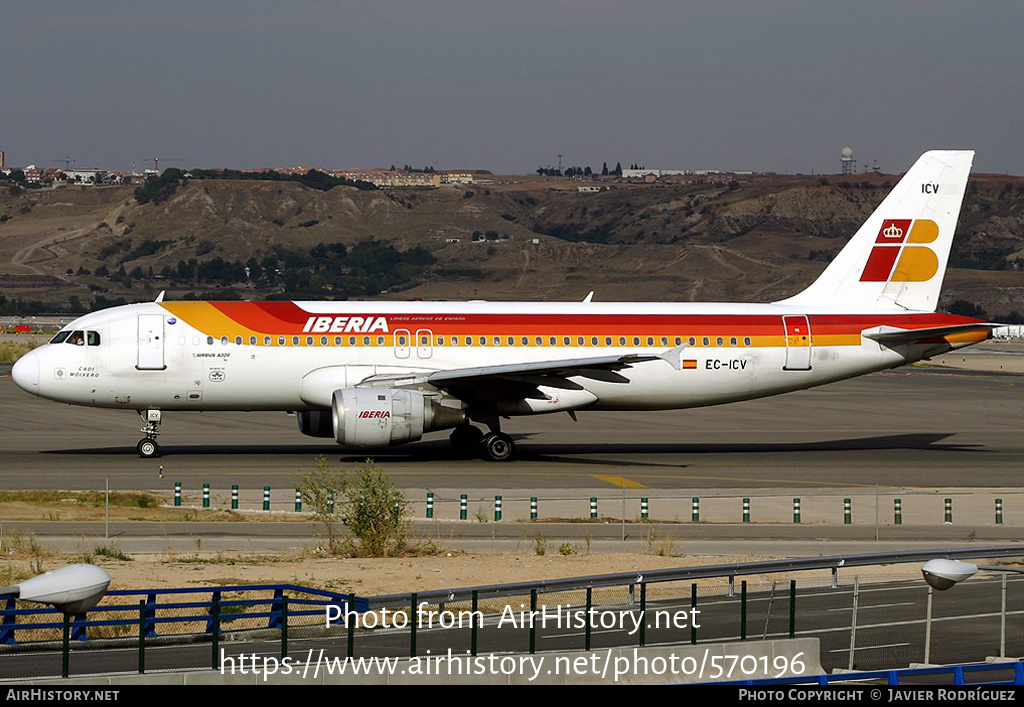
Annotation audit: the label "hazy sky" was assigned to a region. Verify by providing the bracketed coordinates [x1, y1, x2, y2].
[3, 1, 1023, 175]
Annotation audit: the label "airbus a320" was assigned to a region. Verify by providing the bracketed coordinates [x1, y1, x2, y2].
[12, 150, 992, 461]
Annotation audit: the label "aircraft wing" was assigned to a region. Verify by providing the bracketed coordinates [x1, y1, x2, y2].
[861, 323, 996, 345]
[361, 347, 687, 399]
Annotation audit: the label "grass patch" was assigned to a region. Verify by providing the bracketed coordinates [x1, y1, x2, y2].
[0, 341, 44, 363]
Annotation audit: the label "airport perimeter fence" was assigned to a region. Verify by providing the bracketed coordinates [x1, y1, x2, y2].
[0, 549, 1022, 681]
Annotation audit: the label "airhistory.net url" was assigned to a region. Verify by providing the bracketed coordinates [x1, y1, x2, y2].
[219, 648, 807, 682]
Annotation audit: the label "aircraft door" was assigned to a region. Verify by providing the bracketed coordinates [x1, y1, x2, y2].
[394, 329, 410, 359]
[416, 329, 433, 359]
[137, 314, 166, 370]
[782, 315, 812, 371]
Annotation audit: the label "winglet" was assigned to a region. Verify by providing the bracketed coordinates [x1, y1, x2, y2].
[154, 290, 165, 303]
[583, 291, 594, 303]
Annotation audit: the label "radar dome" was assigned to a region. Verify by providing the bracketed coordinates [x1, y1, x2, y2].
[841, 147, 854, 158]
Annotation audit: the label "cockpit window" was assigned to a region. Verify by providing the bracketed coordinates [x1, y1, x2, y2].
[50, 331, 71, 344]
[86, 331, 101, 346]
[66, 331, 85, 346]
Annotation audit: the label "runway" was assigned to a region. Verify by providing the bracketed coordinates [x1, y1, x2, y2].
[2, 363, 1022, 492]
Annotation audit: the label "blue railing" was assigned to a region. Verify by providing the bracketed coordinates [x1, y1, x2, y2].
[0, 583, 368, 645]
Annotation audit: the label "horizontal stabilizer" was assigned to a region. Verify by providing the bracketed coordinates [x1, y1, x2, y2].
[861, 323, 996, 345]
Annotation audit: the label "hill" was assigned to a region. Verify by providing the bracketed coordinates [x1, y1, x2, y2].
[1, 172, 1023, 319]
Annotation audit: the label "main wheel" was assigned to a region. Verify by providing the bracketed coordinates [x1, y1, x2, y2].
[481, 432, 514, 462]
[137, 438, 160, 458]
[450, 425, 485, 457]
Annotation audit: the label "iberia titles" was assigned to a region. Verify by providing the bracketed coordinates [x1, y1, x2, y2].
[301, 316, 390, 334]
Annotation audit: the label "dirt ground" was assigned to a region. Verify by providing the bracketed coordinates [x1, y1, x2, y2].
[1, 545, 925, 599]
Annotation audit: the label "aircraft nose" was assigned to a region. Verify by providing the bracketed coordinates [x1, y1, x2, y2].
[11, 350, 40, 394]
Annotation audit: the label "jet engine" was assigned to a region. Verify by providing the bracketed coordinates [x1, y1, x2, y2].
[331, 388, 465, 447]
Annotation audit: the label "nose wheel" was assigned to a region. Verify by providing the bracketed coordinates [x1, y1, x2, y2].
[137, 438, 160, 458]
[137, 409, 162, 458]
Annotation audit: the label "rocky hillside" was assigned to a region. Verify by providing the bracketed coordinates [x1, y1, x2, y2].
[1, 172, 1023, 318]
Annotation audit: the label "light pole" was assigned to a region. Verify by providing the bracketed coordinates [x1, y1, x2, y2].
[0, 564, 111, 678]
[921, 559, 1024, 661]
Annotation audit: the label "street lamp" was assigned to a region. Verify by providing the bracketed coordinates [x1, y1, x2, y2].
[0, 564, 111, 678]
[921, 558, 981, 590]
[0, 563, 111, 614]
[920, 558, 1024, 662]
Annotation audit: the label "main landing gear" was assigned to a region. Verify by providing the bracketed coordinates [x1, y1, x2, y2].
[137, 409, 162, 458]
[448, 423, 515, 462]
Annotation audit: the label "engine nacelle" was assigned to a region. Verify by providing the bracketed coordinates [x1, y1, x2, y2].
[331, 388, 465, 448]
[296, 409, 334, 438]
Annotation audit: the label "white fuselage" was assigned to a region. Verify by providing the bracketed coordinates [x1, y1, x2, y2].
[14, 299, 979, 417]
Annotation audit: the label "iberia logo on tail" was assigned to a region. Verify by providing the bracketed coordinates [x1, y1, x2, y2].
[860, 219, 940, 282]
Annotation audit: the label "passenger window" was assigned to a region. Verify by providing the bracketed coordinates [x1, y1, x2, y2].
[730, 337, 737, 346]
[535, 336, 542, 346]
[335, 336, 342, 345]
[661, 337, 668, 346]
[321, 336, 328, 346]
[689, 337, 696, 346]
[702, 337, 710, 346]
[378, 336, 385, 345]
[619, 337, 626, 346]
[222, 335, 229, 345]
[479, 336, 486, 346]
[647, 337, 654, 346]
[549, 336, 557, 346]
[278, 336, 285, 346]
[744, 337, 751, 346]
[292, 336, 299, 346]
[438, 336, 445, 346]
[716, 337, 724, 346]
[363, 336, 370, 345]
[563, 336, 571, 346]
[605, 337, 612, 346]
[236, 336, 243, 345]
[577, 337, 584, 346]
[452, 336, 460, 346]
[265, 336, 271, 346]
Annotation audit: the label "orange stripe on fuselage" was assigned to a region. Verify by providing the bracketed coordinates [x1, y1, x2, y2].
[158, 303, 986, 348]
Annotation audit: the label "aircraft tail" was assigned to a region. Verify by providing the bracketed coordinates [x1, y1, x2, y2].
[776, 150, 974, 312]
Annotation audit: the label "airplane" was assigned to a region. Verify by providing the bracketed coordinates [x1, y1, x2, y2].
[11, 150, 994, 462]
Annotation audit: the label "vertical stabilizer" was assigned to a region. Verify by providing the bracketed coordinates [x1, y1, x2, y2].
[776, 150, 974, 312]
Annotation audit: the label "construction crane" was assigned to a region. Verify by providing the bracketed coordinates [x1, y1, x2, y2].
[52, 156, 75, 170]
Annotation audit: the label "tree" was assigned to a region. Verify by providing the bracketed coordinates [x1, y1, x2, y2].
[299, 457, 409, 556]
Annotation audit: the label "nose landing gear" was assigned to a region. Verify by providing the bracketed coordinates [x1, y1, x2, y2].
[137, 409, 162, 458]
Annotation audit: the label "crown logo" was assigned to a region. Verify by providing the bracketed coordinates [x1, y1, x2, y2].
[883, 224, 903, 239]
